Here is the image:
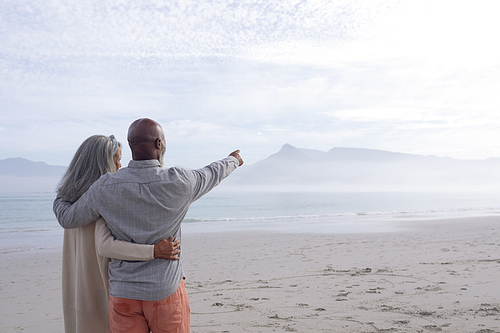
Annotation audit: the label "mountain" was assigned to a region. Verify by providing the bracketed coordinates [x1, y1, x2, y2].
[225, 144, 500, 191]
[0, 158, 66, 193]
[3, 146, 500, 193]
[0, 158, 67, 177]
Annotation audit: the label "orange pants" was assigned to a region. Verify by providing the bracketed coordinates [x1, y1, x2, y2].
[109, 280, 190, 333]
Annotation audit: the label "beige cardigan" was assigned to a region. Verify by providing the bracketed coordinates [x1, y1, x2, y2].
[62, 218, 154, 333]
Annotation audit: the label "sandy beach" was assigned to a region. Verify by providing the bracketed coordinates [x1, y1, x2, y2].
[1, 215, 500, 332]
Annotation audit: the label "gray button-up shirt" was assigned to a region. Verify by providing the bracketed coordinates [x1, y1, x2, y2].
[54, 157, 239, 301]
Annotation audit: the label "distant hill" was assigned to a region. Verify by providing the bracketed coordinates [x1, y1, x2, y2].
[0, 158, 67, 177]
[224, 144, 500, 191]
[3, 147, 500, 193]
[0, 158, 66, 193]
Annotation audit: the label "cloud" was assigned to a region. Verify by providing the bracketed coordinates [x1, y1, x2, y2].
[322, 108, 451, 124]
[1, 0, 500, 166]
[0, 0, 396, 66]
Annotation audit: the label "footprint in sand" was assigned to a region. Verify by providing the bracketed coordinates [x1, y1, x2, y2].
[423, 325, 442, 331]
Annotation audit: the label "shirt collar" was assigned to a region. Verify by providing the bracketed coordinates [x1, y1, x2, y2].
[128, 159, 161, 168]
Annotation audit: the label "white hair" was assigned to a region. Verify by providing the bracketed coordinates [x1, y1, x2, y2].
[57, 135, 121, 203]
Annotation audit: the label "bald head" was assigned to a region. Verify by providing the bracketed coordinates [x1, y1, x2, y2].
[128, 118, 166, 163]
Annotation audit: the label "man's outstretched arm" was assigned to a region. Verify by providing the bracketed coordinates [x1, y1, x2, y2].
[189, 150, 243, 202]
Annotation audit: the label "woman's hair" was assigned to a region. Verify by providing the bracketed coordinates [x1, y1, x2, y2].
[57, 135, 121, 203]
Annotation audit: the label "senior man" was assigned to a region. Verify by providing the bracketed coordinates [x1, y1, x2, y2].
[54, 118, 243, 332]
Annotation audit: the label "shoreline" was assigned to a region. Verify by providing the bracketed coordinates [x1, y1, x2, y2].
[1, 215, 500, 332]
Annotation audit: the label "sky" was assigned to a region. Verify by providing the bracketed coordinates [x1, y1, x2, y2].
[1, 0, 499, 168]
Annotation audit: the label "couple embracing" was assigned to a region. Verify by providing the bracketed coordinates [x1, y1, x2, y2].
[54, 118, 243, 333]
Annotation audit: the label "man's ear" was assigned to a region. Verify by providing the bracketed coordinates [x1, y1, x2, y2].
[155, 138, 162, 150]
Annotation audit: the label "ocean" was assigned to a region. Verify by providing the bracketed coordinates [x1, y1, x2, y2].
[1, 190, 500, 253]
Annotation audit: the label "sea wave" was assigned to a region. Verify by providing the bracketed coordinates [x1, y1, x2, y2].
[183, 205, 500, 223]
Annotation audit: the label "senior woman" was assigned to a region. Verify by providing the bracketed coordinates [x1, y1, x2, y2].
[57, 135, 180, 333]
